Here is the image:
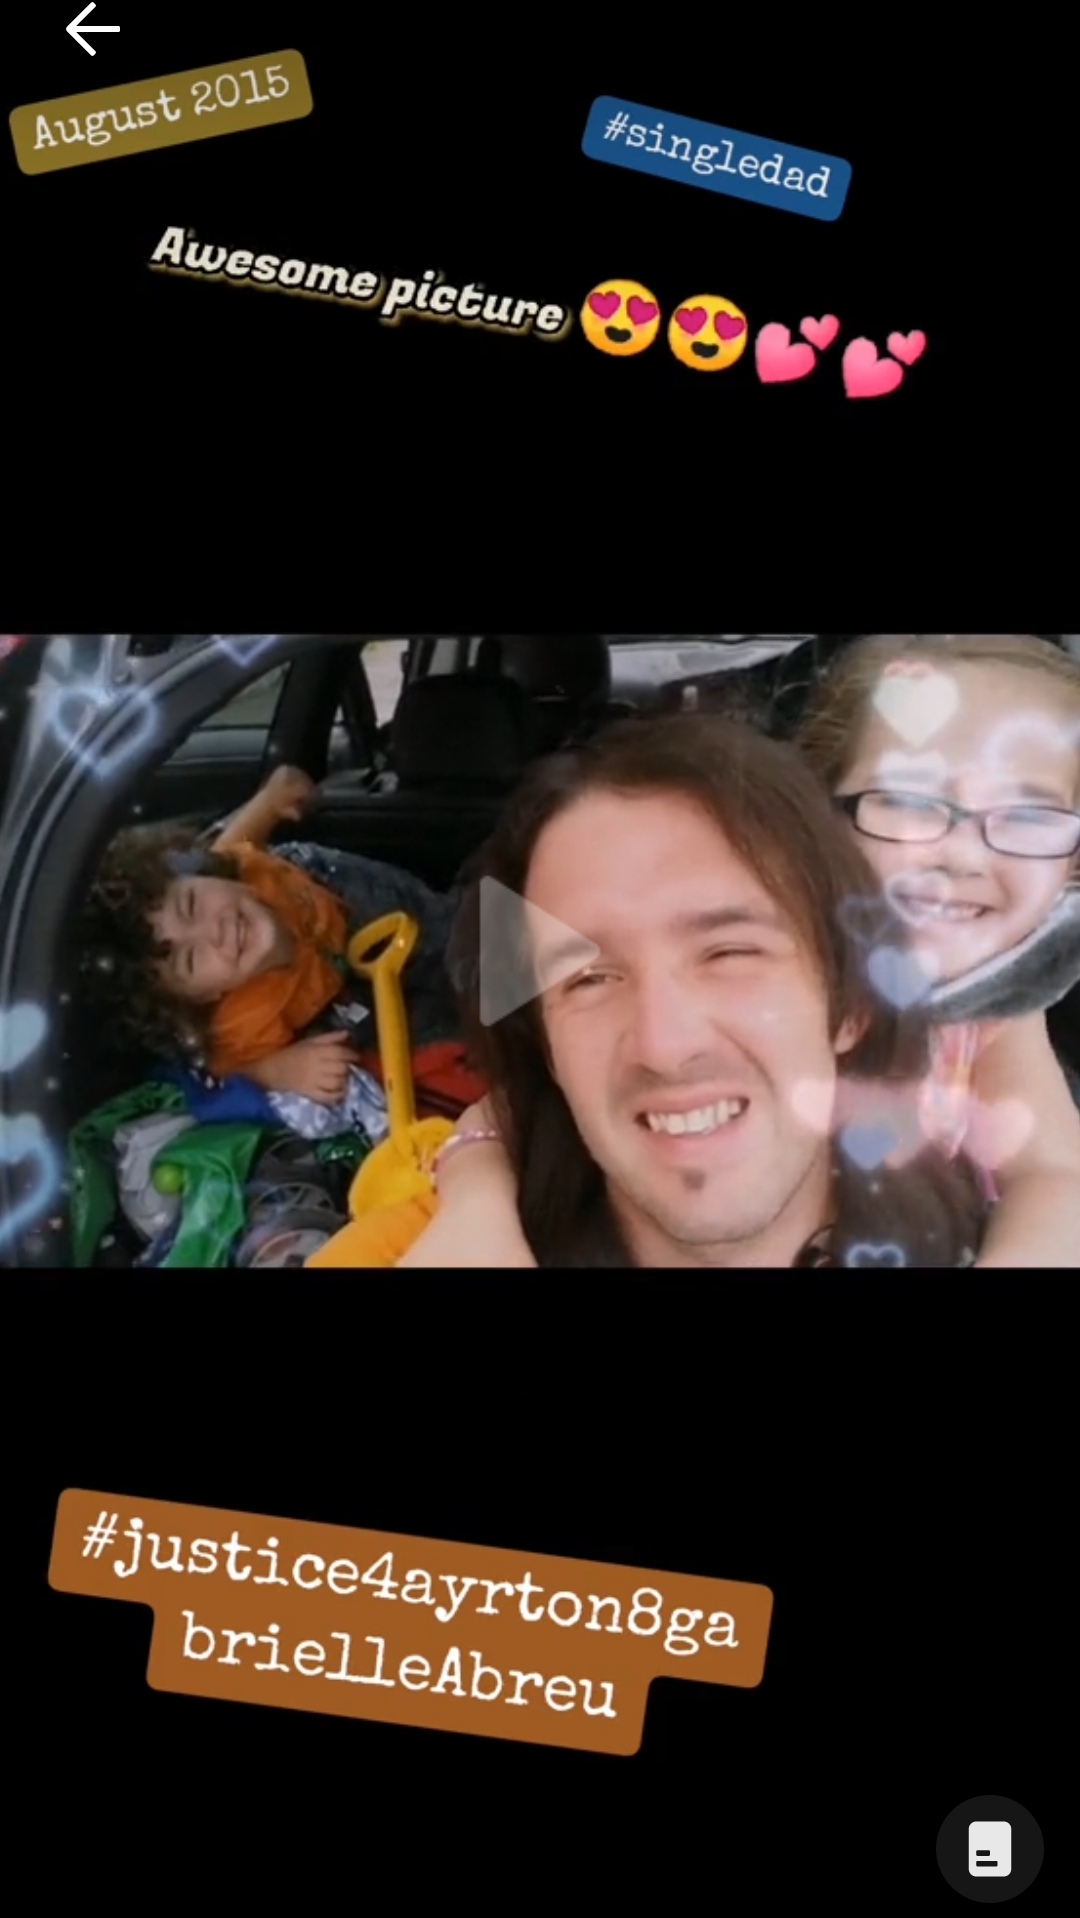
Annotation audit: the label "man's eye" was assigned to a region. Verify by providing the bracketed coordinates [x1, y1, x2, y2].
[705, 947, 760, 961]
[565, 969, 610, 993]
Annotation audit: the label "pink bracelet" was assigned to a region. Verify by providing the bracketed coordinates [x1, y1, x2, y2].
[431, 1129, 502, 1190]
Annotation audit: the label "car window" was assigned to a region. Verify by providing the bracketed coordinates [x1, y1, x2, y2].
[195, 663, 290, 727]
[325, 640, 408, 771]
[401, 637, 478, 679]
[394, 635, 824, 705]
[363, 639, 409, 723]
[609, 637, 816, 687]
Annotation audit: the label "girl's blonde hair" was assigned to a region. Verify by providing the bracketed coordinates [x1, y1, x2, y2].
[797, 635, 1080, 790]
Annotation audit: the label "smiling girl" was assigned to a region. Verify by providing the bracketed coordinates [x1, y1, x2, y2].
[796, 634, 1080, 1268]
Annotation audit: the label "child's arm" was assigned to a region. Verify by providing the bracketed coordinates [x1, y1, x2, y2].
[966, 1015, 1080, 1269]
[242, 1032, 359, 1104]
[212, 766, 318, 852]
[395, 1099, 538, 1268]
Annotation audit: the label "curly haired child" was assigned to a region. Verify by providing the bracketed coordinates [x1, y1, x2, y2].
[77, 765, 463, 1104]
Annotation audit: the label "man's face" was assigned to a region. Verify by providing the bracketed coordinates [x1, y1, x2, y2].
[148, 874, 291, 1003]
[525, 789, 859, 1265]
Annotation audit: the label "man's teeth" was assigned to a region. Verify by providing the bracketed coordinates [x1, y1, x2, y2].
[645, 1100, 747, 1136]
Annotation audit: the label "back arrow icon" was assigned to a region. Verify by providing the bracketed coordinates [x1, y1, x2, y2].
[67, 4, 120, 54]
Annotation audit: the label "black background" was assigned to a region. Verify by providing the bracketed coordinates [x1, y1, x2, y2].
[4, 9, 1071, 1901]
[14, 1275, 1067, 1901]
[4, 12, 1071, 606]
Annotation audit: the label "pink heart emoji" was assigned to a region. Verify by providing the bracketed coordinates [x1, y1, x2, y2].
[800, 314, 840, 350]
[887, 329, 926, 366]
[842, 337, 904, 399]
[715, 313, 746, 340]
[675, 306, 708, 336]
[587, 291, 620, 320]
[627, 296, 658, 326]
[755, 322, 816, 384]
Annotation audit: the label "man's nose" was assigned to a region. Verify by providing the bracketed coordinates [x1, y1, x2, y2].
[625, 968, 723, 1079]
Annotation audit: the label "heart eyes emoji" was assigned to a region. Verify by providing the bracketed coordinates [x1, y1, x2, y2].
[579, 283, 749, 370]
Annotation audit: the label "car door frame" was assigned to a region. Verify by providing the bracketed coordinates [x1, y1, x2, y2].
[0, 634, 381, 1269]
[120, 640, 373, 830]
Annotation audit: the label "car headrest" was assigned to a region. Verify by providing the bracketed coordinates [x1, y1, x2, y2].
[478, 636, 612, 750]
[390, 672, 541, 789]
[488, 635, 612, 705]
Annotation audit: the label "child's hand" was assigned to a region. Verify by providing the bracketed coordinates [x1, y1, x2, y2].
[425, 1096, 516, 1209]
[251, 1032, 358, 1104]
[395, 1199, 537, 1267]
[264, 765, 319, 824]
[396, 1097, 537, 1267]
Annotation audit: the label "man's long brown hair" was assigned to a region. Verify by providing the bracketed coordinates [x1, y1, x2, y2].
[449, 714, 986, 1268]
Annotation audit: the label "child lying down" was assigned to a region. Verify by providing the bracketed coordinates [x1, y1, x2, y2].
[76, 765, 464, 1095]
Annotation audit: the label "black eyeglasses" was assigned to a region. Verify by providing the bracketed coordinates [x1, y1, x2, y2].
[836, 790, 1080, 859]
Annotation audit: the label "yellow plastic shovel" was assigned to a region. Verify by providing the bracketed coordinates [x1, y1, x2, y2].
[344, 912, 454, 1215]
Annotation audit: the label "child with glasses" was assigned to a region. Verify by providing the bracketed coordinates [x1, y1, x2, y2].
[795, 634, 1080, 1267]
[393, 637, 1080, 1271]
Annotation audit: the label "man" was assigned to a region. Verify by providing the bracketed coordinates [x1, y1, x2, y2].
[308, 715, 987, 1268]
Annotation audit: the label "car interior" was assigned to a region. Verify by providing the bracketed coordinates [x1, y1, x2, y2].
[11, 633, 1078, 1268]
[315, 634, 626, 888]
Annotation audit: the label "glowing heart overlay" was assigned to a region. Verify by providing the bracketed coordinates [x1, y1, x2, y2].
[46, 681, 160, 781]
[868, 945, 939, 1009]
[845, 1242, 907, 1267]
[872, 668, 960, 747]
[0, 1004, 47, 1074]
[837, 894, 897, 948]
[965, 1097, 1035, 1170]
[216, 636, 284, 668]
[0, 1115, 60, 1254]
[790, 1078, 836, 1134]
[840, 1123, 899, 1171]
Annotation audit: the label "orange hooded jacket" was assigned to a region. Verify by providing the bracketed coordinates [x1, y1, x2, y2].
[206, 842, 348, 1078]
